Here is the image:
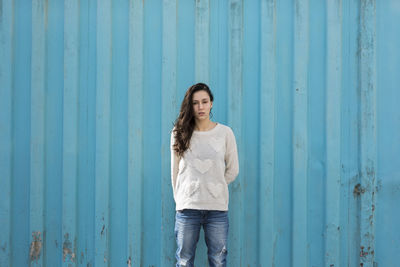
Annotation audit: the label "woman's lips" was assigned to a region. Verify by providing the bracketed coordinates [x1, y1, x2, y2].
[198, 112, 205, 116]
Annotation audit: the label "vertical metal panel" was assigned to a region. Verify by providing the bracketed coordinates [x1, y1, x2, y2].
[110, 0, 129, 265]
[375, 2, 400, 267]
[12, 1, 32, 266]
[308, 1, 326, 265]
[195, 0, 210, 82]
[259, 0, 276, 265]
[62, 1, 79, 266]
[1, 0, 399, 266]
[0, 0, 13, 266]
[128, 0, 144, 266]
[325, 1, 342, 266]
[143, 1, 162, 266]
[45, 0, 64, 265]
[244, 0, 261, 264]
[95, 0, 111, 265]
[227, 0, 244, 266]
[292, 0, 309, 265]
[161, 0, 177, 266]
[274, 1, 294, 266]
[341, 1, 361, 266]
[76, 1, 97, 265]
[29, 0, 46, 266]
[359, 1, 377, 267]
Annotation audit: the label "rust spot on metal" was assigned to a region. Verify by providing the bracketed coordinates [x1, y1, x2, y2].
[29, 231, 42, 261]
[360, 246, 367, 257]
[376, 179, 382, 192]
[63, 233, 76, 262]
[127, 256, 132, 267]
[353, 183, 365, 197]
[360, 246, 374, 258]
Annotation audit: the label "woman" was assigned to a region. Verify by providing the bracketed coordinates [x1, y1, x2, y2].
[170, 83, 239, 267]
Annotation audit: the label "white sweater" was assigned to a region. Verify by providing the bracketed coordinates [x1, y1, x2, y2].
[170, 123, 239, 211]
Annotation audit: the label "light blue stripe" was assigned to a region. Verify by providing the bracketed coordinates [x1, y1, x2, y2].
[62, 0, 79, 265]
[0, 0, 13, 266]
[325, 1, 342, 266]
[142, 1, 162, 265]
[110, 0, 129, 265]
[128, 0, 144, 266]
[195, 0, 209, 83]
[341, 1, 360, 266]
[242, 0, 261, 265]
[375, 1, 400, 266]
[292, 0, 309, 266]
[274, 0, 294, 265]
[209, 0, 228, 122]
[259, 0, 276, 265]
[29, 0, 46, 266]
[12, 0, 32, 265]
[44, 0, 64, 264]
[359, 1, 377, 266]
[76, 1, 97, 265]
[95, 0, 112, 265]
[161, 0, 177, 266]
[177, 0, 195, 91]
[228, 0, 243, 265]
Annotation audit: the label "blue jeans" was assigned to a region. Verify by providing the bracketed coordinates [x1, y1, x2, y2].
[174, 209, 229, 267]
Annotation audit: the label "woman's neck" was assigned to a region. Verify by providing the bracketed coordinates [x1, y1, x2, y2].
[194, 120, 215, 131]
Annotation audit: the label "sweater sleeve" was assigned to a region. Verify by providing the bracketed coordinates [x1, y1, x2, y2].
[170, 130, 180, 199]
[224, 127, 239, 184]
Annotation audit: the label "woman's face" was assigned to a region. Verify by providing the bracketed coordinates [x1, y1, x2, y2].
[192, 90, 213, 121]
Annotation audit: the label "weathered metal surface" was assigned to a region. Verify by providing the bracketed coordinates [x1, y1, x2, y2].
[0, 0, 399, 266]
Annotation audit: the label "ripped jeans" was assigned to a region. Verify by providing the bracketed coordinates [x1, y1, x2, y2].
[174, 209, 229, 267]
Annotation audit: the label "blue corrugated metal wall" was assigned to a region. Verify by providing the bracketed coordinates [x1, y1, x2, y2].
[0, 0, 399, 266]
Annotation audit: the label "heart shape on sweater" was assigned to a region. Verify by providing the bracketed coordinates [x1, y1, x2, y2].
[193, 158, 213, 174]
[207, 182, 224, 198]
[184, 180, 200, 197]
[208, 137, 224, 153]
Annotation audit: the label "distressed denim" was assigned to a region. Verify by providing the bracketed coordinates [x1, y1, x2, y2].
[174, 209, 229, 267]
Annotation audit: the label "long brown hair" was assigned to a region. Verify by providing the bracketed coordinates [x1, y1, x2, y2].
[173, 83, 214, 157]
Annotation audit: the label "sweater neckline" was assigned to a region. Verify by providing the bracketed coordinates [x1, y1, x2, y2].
[193, 122, 219, 134]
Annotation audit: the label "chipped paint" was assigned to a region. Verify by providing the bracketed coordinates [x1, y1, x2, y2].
[104, 251, 107, 263]
[127, 256, 132, 267]
[63, 233, 76, 262]
[359, 0, 377, 266]
[354, 183, 366, 197]
[29, 231, 42, 261]
[101, 224, 105, 236]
